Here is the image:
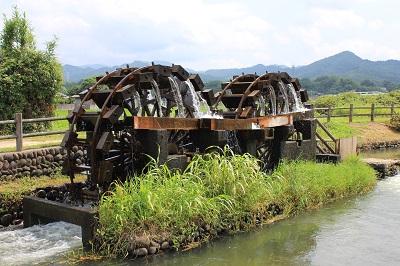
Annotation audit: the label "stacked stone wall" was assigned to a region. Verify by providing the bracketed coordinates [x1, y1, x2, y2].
[0, 146, 85, 181]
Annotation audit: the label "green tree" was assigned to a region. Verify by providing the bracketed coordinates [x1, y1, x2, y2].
[382, 79, 396, 91]
[67, 76, 97, 96]
[360, 79, 375, 88]
[204, 80, 223, 92]
[0, 6, 63, 133]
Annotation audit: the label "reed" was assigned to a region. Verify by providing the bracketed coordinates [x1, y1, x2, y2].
[94, 148, 377, 257]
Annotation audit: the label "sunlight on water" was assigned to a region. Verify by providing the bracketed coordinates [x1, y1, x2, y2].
[0, 222, 82, 266]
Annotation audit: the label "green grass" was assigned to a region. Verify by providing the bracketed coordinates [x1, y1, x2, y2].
[0, 173, 86, 212]
[94, 147, 377, 257]
[53, 110, 70, 131]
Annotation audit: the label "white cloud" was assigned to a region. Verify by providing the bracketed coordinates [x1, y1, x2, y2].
[368, 20, 383, 30]
[310, 8, 365, 29]
[2, 0, 400, 70]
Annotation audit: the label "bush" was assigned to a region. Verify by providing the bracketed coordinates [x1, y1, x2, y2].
[0, 7, 63, 134]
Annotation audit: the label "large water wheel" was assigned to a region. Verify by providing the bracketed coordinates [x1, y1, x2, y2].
[213, 71, 308, 171]
[61, 64, 205, 191]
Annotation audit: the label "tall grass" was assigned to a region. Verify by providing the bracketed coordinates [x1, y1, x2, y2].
[94, 148, 377, 257]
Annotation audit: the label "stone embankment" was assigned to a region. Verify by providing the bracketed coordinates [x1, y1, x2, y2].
[0, 146, 86, 228]
[361, 158, 399, 178]
[358, 141, 400, 151]
[0, 146, 86, 181]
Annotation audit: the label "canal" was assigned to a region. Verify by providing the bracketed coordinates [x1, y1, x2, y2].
[0, 149, 399, 265]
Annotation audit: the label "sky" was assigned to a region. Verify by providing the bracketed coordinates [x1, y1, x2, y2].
[1, 0, 399, 71]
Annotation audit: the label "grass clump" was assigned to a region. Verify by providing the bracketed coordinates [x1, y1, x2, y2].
[0, 173, 86, 212]
[94, 147, 377, 257]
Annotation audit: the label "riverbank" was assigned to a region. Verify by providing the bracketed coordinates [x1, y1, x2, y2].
[353, 122, 400, 150]
[93, 149, 377, 259]
[319, 121, 400, 150]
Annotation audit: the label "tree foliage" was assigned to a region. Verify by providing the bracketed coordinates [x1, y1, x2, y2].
[66, 76, 97, 96]
[0, 6, 63, 133]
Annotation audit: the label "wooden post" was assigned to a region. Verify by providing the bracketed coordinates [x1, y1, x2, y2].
[327, 107, 331, 122]
[349, 104, 353, 123]
[391, 103, 395, 119]
[16, 113, 23, 151]
[371, 103, 375, 122]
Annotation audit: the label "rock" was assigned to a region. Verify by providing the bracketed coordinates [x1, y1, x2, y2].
[18, 159, 26, 168]
[45, 154, 54, 162]
[22, 171, 30, 176]
[47, 190, 58, 201]
[54, 154, 63, 161]
[10, 161, 17, 169]
[160, 241, 169, 250]
[75, 150, 84, 158]
[148, 246, 157, 255]
[3, 154, 13, 161]
[150, 240, 160, 249]
[37, 190, 46, 198]
[133, 247, 148, 256]
[210, 229, 218, 236]
[3, 160, 9, 170]
[0, 161, 3, 170]
[203, 224, 211, 232]
[26, 151, 34, 159]
[1, 214, 13, 226]
[135, 235, 151, 247]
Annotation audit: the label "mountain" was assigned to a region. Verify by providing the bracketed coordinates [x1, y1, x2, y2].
[199, 64, 290, 82]
[63, 51, 400, 84]
[293, 51, 400, 83]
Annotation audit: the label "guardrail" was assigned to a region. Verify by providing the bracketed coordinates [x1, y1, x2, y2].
[0, 113, 67, 151]
[315, 103, 399, 122]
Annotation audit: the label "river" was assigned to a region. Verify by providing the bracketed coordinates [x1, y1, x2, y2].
[0, 149, 399, 266]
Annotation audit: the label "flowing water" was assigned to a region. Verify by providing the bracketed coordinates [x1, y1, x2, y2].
[150, 80, 163, 117]
[0, 222, 81, 266]
[1, 149, 399, 265]
[267, 85, 277, 116]
[287, 83, 303, 112]
[168, 77, 185, 118]
[277, 82, 289, 114]
[184, 80, 211, 118]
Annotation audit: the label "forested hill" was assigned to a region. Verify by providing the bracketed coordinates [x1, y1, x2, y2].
[63, 51, 400, 84]
[293, 51, 400, 84]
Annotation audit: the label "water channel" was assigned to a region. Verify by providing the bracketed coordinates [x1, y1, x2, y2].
[0, 149, 399, 266]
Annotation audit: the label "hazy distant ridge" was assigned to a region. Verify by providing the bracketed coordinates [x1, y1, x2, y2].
[63, 51, 400, 84]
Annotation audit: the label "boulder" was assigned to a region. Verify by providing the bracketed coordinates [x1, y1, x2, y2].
[0, 214, 13, 226]
[133, 248, 148, 257]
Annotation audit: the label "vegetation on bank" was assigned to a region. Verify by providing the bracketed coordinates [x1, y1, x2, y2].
[94, 147, 377, 257]
[0, 173, 86, 213]
[0, 7, 63, 135]
[310, 90, 400, 145]
[312, 90, 400, 110]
